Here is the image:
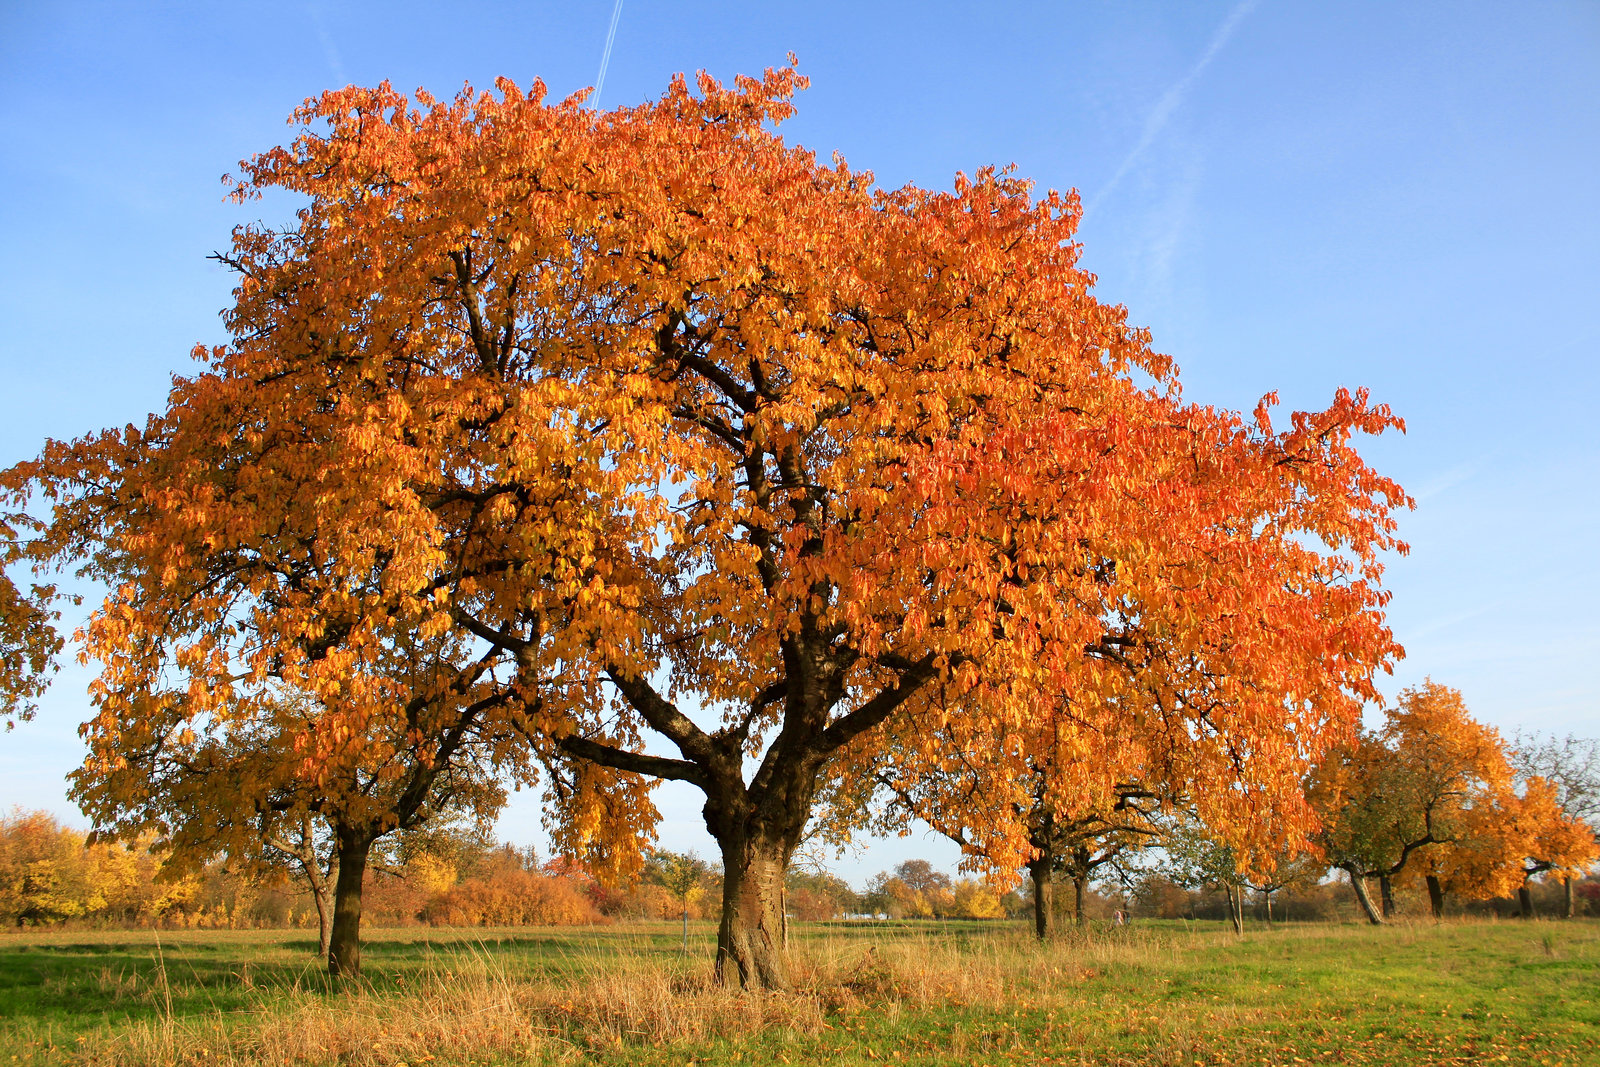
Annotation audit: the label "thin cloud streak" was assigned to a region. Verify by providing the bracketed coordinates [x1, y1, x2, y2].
[1084, 0, 1260, 220]
[306, 4, 347, 85]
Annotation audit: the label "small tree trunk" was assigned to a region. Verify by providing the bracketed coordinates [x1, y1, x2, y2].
[1073, 875, 1087, 928]
[1378, 874, 1395, 919]
[681, 905, 688, 953]
[312, 876, 333, 957]
[327, 829, 374, 978]
[1027, 858, 1055, 941]
[1563, 877, 1575, 919]
[715, 834, 790, 990]
[1263, 889, 1273, 928]
[1343, 864, 1384, 926]
[1228, 885, 1244, 936]
[1518, 884, 1535, 919]
[1426, 875, 1445, 921]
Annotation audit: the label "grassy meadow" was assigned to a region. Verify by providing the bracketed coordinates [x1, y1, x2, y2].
[1, 918, 1595, 1066]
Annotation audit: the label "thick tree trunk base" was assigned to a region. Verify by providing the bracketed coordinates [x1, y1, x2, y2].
[1518, 885, 1535, 920]
[1426, 875, 1445, 921]
[1073, 876, 1087, 928]
[716, 839, 790, 991]
[1378, 875, 1395, 920]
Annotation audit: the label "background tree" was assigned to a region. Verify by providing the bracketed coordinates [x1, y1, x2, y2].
[1243, 844, 1325, 927]
[53, 679, 525, 976]
[3, 68, 1408, 991]
[1510, 733, 1600, 917]
[647, 850, 711, 952]
[1502, 776, 1599, 919]
[783, 868, 859, 921]
[1160, 815, 1254, 936]
[1312, 681, 1512, 924]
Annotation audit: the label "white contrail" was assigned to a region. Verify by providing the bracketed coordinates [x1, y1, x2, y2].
[594, 0, 626, 110]
[1084, 0, 1260, 219]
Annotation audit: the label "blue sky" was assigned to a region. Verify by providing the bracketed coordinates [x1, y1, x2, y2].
[2, 1, 1596, 885]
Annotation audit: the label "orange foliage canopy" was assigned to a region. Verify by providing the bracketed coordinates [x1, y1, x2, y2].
[1316, 680, 1598, 916]
[4, 66, 1409, 986]
[1315, 681, 1513, 903]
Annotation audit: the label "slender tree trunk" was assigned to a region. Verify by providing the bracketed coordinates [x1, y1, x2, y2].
[1378, 874, 1395, 919]
[681, 905, 688, 953]
[1343, 864, 1384, 926]
[1073, 875, 1088, 928]
[1228, 885, 1244, 937]
[1027, 858, 1054, 941]
[1263, 889, 1273, 928]
[1563, 877, 1575, 919]
[327, 829, 375, 978]
[715, 833, 791, 990]
[1518, 884, 1535, 919]
[1426, 875, 1445, 921]
[311, 875, 333, 957]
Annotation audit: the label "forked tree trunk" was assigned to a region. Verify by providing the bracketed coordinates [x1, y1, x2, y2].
[1563, 877, 1575, 919]
[1426, 875, 1445, 921]
[1518, 884, 1535, 919]
[715, 834, 791, 990]
[1027, 857, 1055, 941]
[1343, 864, 1384, 925]
[1227, 885, 1244, 936]
[327, 829, 375, 978]
[1378, 874, 1395, 919]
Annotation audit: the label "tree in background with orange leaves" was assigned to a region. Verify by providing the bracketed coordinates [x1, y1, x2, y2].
[1510, 733, 1600, 917]
[1313, 681, 1516, 923]
[2, 66, 1410, 989]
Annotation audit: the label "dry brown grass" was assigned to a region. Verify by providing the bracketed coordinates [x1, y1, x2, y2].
[67, 927, 1153, 1066]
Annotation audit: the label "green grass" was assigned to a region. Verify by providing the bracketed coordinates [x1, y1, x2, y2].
[1, 919, 1595, 1065]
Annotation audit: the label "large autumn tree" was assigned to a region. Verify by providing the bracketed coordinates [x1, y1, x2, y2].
[4, 67, 1409, 989]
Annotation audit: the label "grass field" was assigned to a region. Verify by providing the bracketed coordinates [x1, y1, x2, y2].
[1, 918, 1595, 1066]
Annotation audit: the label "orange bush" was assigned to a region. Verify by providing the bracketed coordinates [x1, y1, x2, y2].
[424, 868, 604, 927]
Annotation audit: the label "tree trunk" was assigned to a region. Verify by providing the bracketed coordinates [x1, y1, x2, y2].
[327, 829, 374, 978]
[1518, 884, 1534, 919]
[681, 906, 689, 953]
[1563, 877, 1575, 919]
[1343, 864, 1384, 925]
[1426, 875, 1445, 921]
[1228, 885, 1244, 937]
[312, 874, 333, 957]
[715, 834, 791, 990]
[1263, 889, 1273, 928]
[1073, 875, 1087, 928]
[1378, 874, 1395, 919]
[1027, 858, 1055, 941]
